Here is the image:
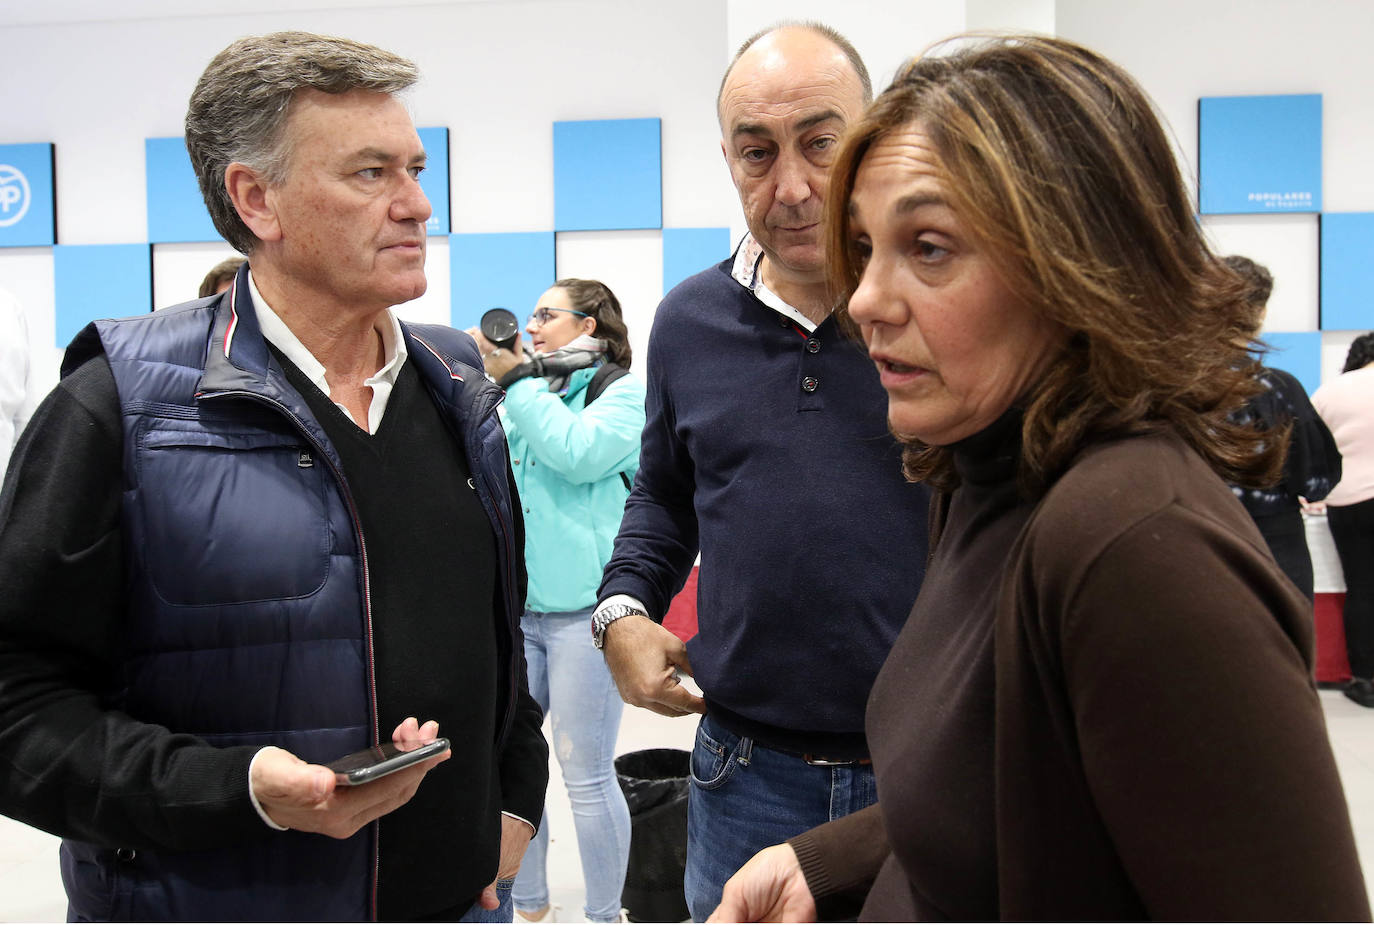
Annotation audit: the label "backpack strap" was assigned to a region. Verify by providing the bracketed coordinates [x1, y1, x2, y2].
[584, 362, 629, 407]
[583, 362, 633, 491]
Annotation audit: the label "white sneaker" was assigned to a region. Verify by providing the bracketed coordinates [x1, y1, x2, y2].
[516, 903, 559, 923]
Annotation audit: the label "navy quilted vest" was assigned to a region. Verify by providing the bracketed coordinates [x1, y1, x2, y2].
[56, 271, 521, 922]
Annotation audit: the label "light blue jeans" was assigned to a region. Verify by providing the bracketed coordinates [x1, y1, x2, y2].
[512, 608, 631, 923]
[684, 713, 878, 922]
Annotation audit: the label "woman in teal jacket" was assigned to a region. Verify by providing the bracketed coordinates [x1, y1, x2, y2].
[474, 279, 644, 924]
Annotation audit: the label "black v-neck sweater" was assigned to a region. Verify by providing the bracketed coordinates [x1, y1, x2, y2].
[279, 352, 502, 920]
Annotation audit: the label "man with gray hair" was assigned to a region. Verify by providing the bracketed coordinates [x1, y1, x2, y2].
[593, 22, 930, 920]
[0, 32, 546, 921]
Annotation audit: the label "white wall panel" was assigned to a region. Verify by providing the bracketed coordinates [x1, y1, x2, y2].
[554, 229, 662, 376]
[1201, 213, 1320, 333]
[1321, 329, 1362, 388]
[0, 248, 59, 409]
[151, 242, 242, 310]
[965, 0, 1053, 34]
[394, 236, 453, 328]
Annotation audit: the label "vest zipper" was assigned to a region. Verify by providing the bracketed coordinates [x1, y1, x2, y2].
[196, 388, 383, 919]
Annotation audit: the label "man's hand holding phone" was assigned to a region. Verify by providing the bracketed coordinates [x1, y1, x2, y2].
[250, 717, 451, 839]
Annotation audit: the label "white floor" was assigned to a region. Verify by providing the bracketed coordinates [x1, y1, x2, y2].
[2, 692, 1372, 922]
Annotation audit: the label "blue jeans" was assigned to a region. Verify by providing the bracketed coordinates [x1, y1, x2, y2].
[512, 608, 631, 923]
[684, 713, 878, 922]
[455, 878, 513, 922]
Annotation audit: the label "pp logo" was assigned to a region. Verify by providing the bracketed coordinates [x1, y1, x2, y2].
[0, 164, 31, 228]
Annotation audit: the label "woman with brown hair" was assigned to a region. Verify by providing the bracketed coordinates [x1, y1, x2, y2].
[710, 35, 1369, 921]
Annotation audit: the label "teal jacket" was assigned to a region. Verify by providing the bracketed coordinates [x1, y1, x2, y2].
[502, 364, 645, 613]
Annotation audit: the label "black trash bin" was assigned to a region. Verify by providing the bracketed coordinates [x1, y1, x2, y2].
[616, 748, 690, 923]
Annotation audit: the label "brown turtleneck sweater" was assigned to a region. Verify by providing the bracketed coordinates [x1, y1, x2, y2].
[791, 418, 1368, 921]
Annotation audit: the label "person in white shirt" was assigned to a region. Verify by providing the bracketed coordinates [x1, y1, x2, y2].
[0, 287, 30, 482]
[1313, 332, 1374, 707]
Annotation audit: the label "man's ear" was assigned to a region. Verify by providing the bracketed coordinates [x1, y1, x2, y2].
[224, 162, 281, 244]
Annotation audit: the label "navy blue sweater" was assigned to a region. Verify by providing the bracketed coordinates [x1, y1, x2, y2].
[598, 258, 931, 754]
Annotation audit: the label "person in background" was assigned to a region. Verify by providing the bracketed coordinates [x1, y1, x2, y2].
[1314, 332, 1374, 708]
[1222, 254, 1340, 599]
[592, 22, 932, 921]
[0, 32, 547, 921]
[469, 279, 644, 924]
[0, 288, 30, 482]
[198, 256, 247, 298]
[711, 34, 1368, 921]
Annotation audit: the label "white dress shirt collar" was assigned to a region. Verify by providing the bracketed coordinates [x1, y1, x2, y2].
[729, 233, 818, 334]
[247, 271, 408, 434]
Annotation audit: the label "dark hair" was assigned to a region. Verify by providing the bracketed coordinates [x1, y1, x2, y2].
[185, 32, 418, 254]
[1221, 254, 1274, 336]
[1344, 332, 1374, 373]
[827, 34, 1276, 495]
[717, 21, 873, 119]
[553, 278, 632, 369]
[198, 256, 246, 299]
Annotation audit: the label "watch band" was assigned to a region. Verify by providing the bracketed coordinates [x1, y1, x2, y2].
[592, 603, 648, 649]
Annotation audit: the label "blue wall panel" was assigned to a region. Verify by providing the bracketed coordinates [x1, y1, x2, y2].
[1199, 94, 1321, 214]
[0, 143, 56, 247]
[54, 244, 153, 348]
[146, 137, 220, 243]
[663, 227, 731, 294]
[449, 232, 554, 331]
[1320, 212, 1374, 331]
[1262, 331, 1323, 398]
[417, 126, 451, 236]
[554, 118, 662, 231]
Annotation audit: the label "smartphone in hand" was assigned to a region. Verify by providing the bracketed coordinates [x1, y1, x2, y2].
[325, 738, 450, 786]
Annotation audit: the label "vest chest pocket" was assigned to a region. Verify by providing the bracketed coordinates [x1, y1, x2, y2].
[134, 427, 333, 607]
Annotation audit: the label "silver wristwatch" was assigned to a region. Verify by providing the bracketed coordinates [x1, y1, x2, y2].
[592, 603, 648, 650]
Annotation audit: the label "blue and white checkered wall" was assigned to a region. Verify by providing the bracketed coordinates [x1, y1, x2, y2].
[0, 119, 730, 370]
[4, 1, 1374, 412]
[1198, 93, 1373, 398]
[8, 93, 1370, 400]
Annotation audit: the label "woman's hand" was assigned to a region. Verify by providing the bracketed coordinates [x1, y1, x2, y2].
[464, 326, 497, 355]
[464, 326, 526, 380]
[707, 844, 817, 923]
[483, 346, 525, 380]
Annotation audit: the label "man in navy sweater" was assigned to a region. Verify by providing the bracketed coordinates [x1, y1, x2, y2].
[592, 22, 931, 921]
